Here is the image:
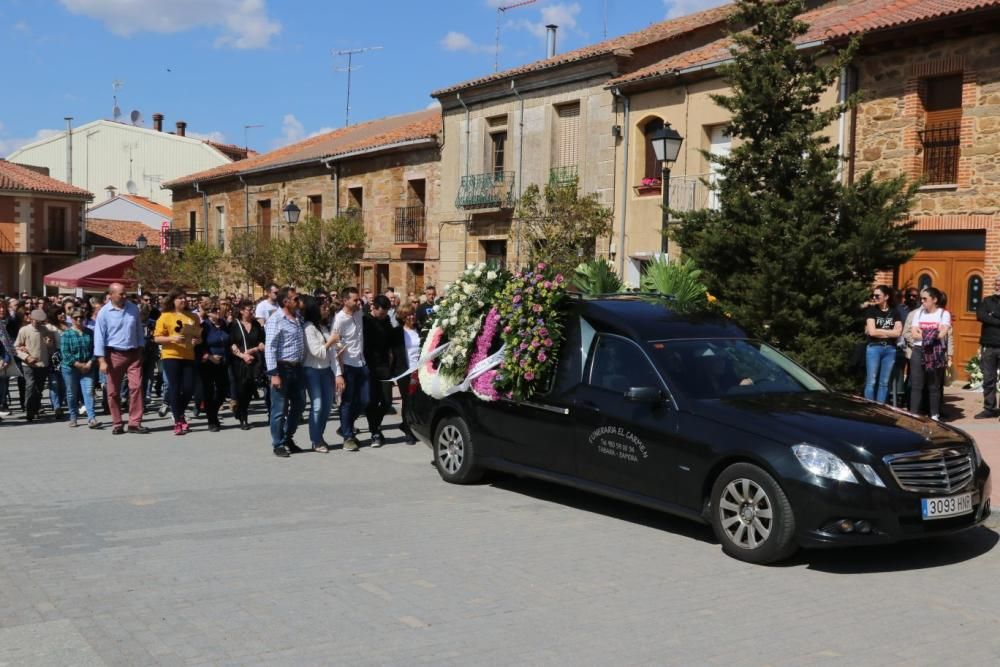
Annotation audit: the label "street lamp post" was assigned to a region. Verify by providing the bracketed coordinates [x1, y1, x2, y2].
[649, 123, 684, 257]
[135, 234, 148, 250]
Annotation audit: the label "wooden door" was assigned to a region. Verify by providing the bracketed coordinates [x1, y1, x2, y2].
[898, 250, 984, 380]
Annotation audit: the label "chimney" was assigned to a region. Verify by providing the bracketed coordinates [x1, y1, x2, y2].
[152, 113, 164, 132]
[105, 185, 117, 200]
[546, 24, 558, 58]
[176, 120, 187, 137]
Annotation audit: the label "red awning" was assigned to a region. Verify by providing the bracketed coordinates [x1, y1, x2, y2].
[43, 254, 136, 289]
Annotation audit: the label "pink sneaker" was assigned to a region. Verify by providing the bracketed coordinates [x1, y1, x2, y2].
[179, 421, 190, 434]
[173, 422, 184, 436]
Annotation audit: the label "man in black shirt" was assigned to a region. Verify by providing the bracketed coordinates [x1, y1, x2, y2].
[363, 295, 395, 447]
[415, 285, 436, 331]
[975, 276, 1000, 418]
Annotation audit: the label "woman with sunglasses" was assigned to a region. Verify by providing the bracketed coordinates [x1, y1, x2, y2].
[196, 301, 231, 432]
[908, 287, 951, 420]
[863, 285, 902, 403]
[153, 287, 201, 435]
[60, 308, 100, 429]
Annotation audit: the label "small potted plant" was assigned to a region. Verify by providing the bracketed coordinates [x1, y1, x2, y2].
[633, 176, 662, 196]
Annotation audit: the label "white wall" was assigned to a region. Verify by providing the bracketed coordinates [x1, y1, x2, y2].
[8, 121, 231, 207]
[87, 197, 168, 228]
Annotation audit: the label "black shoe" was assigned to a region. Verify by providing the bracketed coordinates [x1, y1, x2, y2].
[111, 425, 125, 435]
[128, 425, 151, 434]
[285, 439, 304, 454]
[208, 423, 220, 432]
[974, 409, 998, 419]
[273, 445, 291, 458]
[370, 432, 385, 448]
[384, 406, 397, 415]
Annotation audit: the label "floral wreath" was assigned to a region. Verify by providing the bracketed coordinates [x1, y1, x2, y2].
[494, 263, 566, 401]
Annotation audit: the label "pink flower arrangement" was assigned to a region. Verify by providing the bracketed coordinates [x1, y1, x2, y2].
[469, 308, 502, 401]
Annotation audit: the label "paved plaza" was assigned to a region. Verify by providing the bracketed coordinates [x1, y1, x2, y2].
[1, 395, 999, 666]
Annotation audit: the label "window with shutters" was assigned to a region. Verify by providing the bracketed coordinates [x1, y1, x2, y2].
[919, 74, 962, 185]
[554, 102, 580, 168]
[491, 131, 507, 175]
[47, 207, 67, 250]
[308, 195, 322, 220]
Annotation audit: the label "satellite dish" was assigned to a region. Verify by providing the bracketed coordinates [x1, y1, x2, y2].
[126, 180, 139, 195]
[113, 106, 122, 121]
[130, 109, 142, 125]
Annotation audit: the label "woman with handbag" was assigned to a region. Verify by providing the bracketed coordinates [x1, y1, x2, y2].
[229, 300, 265, 430]
[908, 287, 951, 421]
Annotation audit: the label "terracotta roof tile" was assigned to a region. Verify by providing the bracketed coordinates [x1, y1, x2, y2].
[610, 0, 1000, 86]
[117, 194, 173, 218]
[0, 159, 93, 198]
[431, 3, 736, 97]
[86, 219, 155, 247]
[164, 110, 441, 188]
[202, 140, 255, 160]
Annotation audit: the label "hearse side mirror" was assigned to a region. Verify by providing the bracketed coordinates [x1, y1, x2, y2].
[625, 386, 664, 404]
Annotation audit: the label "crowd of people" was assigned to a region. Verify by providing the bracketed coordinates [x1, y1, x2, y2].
[0, 282, 439, 458]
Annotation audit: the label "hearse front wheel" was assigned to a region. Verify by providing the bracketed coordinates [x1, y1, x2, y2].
[433, 416, 483, 484]
[710, 462, 798, 564]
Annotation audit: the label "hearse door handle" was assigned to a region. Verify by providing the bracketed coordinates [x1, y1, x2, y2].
[578, 400, 602, 414]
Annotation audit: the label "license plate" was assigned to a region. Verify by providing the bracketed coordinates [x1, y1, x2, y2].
[921, 493, 974, 520]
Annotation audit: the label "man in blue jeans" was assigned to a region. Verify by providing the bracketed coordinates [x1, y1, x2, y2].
[333, 286, 367, 452]
[263, 287, 306, 458]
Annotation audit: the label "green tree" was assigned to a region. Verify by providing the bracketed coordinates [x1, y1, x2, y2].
[640, 257, 714, 313]
[280, 214, 367, 291]
[516, 179, 614, 277]
[176, 241, 224, 294]
[126, 248, 179, 293]
[228, 229, 282, 290]
[672, 0, 916, 388]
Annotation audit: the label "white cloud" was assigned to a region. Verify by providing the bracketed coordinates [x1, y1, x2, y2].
[270, 115, 336, 148]
[187, 130, 228, 144]
[663, 0, 729, 19]
[426, 100, 442, 110]
[440, 30, 492, 54]
[0, 126, 62, 158]
[13, 21, 30, 33]
[512, 3, 583, 41]
[59, 0, 280, 49]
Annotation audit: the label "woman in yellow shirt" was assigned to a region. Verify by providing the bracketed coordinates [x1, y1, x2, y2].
[154, 288, 201, 435]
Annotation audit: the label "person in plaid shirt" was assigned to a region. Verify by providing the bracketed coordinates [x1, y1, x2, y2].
[60, 308, 100, 429]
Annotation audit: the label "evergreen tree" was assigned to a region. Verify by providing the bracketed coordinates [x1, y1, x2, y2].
[672, 0, 916, 388]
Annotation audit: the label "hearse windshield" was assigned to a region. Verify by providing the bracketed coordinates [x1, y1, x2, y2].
[649, 339, 828, 400]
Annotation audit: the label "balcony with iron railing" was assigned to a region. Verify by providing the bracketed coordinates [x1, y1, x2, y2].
[548, 165, 578, 187]
[456, 171, 516, 209]
[919, 123, 960, 185]
[162, 228, 206, 250]
[394, 205, 426, 245]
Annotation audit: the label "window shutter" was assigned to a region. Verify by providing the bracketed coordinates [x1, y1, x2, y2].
[556, 103, 580, 167]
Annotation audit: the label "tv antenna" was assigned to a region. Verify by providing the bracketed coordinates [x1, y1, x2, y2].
[126, 179, 139, 195]
[130, 109, 143, 126]
[334, 46, 382, 127]
[143, 173, 162, 198]
[243, 124, 263, 151]
[112, 79, 123, 120]
[495, 0, 537, 72]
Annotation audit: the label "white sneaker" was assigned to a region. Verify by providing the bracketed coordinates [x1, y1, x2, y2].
[931, 415, 940, 421]
[78, 406, 87, 416]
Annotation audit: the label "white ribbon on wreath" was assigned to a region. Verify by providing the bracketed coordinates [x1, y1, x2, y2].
[385, 341, 451, 382]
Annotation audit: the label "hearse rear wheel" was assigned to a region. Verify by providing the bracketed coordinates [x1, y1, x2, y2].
[710, 462, 797, 564]
[434, 416, 483, 484]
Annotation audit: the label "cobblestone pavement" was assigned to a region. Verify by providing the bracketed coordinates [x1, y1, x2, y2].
[1, 397, 999, 666]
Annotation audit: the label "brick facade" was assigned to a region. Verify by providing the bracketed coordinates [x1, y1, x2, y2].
[854, 32, 1000, 280]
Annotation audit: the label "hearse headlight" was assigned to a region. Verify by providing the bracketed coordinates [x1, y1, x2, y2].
[792, 444, 858, 483]
[971, 439, 983, 468]
[853, 463, 886, 488]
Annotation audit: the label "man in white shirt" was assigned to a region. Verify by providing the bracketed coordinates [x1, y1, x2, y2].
[255, 283, 280, 326]
[332, 286, 367, 451]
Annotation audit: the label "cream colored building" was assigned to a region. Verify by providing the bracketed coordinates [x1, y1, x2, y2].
[7, 116, 247, 207]
[430, 6, 735, 285]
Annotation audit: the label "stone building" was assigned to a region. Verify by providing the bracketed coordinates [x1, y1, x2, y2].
[0, 159, 93, 294]
[163, 110, 441, 295]
[605, 0, 1000, 375]
[430, 5, 736, 285]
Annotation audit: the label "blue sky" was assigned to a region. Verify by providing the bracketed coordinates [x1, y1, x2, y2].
[0, 0, 726, 157]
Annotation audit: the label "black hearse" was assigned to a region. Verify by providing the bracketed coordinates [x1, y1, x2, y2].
[406, 295, 992, 563]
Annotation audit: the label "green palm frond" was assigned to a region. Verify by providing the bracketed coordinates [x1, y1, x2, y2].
[572, 258, 624, 296]
[640, 257, 710, 311]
